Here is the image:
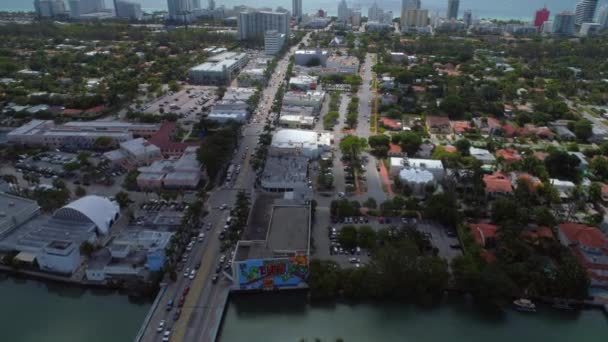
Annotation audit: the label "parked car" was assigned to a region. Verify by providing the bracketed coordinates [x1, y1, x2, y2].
[157, 320, 165, 333]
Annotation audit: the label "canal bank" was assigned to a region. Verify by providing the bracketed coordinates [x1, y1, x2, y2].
[0, 275, 150, 342]
[218, 292, 608, 342]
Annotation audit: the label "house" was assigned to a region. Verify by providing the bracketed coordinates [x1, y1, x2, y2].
[379, 117, 402, 131]
[569, 152, 589, 171]
[426, 116, 451, 134]
[483, 172, 513, 197]
[557, 223, 608, 288]
[469, 146, 496, 165]
[495, 148, 522, 164]
[473, 117, 501, 135]
[522, 225, 555, 244]
[510, 172, 542, 191]
[468, 222, 498, 262]
[451, 121, 472, 135]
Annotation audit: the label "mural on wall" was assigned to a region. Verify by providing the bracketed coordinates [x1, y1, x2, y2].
[237, 255, 308, 290]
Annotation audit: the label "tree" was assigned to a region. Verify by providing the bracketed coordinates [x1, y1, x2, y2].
[358, 225, 376, 249]
[339, 225, 358, 249]
[114, 191, 130, 209]
[339, 135, 367, 160]
[590, 156, 608, 181]
[573, 119, 592, 142]
[439, 94, 466, 119]
[588, 182, 603, 202]
[544, 150, 580, 182]
[363, 197, 377, 209]
[455, 139, 471, 156]
[424, 193, 460, 227]
[392, 132, 422, 157]
[368, 135, 390, 157]
[94, 136, 114, 151]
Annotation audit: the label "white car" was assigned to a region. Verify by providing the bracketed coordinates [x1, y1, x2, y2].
[157, 320, 165, 332]
[183, 268, 190, 278]
[162, 330, 171, 342]
[189, 270, 196, 280]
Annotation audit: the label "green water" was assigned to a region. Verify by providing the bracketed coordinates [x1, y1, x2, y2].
[220, 292, 608, 342]
[0, 276, 150, 342]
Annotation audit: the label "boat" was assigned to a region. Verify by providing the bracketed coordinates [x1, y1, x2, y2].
[514, 298, 536, 312]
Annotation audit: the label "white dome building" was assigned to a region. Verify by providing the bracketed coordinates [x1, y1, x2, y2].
[53, 195, 120, 235]
[399, 168, 435, 196]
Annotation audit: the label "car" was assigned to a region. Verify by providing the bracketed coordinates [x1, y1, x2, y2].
[219, 232, 225, 240]
[194, 262, 201, 270]
[183, 286, 190, 295]
[219, 255, 226, 264]
[450, 244, 462, 249]
[189, 270, 196, 280]
[220, 203, 227, 210]
[166, 299, 174, 311]
[173, 309, 181, 321]
[215, 264, 222, 273]
[157, 320, 165, 332]
[162, 330, 171, 342]
[211, 274, 219, 283]
[183, 268, 190, 278]
[198, 233, 205, 242]
[178, 295, 185, 307]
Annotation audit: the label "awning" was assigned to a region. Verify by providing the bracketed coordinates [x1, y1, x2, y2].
[15, 251, 36, 263]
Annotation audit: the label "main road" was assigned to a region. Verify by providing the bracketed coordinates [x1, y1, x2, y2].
[164, 32, 310, 342]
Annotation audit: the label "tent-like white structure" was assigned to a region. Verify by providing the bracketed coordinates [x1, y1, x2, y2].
[53, 195, 120, 235]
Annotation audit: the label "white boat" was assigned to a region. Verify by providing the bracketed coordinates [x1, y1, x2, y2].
[514, 298, 536, 312]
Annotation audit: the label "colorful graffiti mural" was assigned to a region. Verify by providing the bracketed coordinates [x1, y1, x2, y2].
[237, 255, 308, 290]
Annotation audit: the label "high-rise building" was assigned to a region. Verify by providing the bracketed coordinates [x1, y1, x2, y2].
[68, 0, 105, 17]
[238, 11, 290, 40]
[574, 0, 598, 25]
[114, 0, 141, 19]
[533, 7, 550, 28]
[351, 9, 362, 26]
[599, 6, 608, 28]
[447, 0, 459, 20]
[292, 0, 302, 21]
[402, 0, 421, 10]
[191, 0, 200, 9]
[167, 0, 193, 21]
[553, 11, 576, 35]
[208, 0, 215, 10]
[401, 8, 428, 31]
[368, 1, 381, 22]
[463, 9, 472, 27]
[265, 30, 286, 56]
[338, 0, 349, 22]
[34, 0, 67, 18]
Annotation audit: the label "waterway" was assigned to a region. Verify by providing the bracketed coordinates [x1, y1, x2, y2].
[0, 275, 150, 342]
[219, 292, 608, 342]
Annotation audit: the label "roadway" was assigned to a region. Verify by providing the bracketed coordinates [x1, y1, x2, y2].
[174, 32, 312, 342]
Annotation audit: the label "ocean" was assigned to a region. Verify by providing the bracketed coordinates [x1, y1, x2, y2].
[2, 0, 607, 20]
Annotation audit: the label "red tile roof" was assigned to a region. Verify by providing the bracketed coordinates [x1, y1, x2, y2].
[558, 223, 608, 249]
[451, 120, 472, 133]
[148, 121, 198, 156]
[388, 143, 403, 155]
[523, 226, 555, 241]
[468, 223, 498, 247]
[62, 108, 83, 116]
[426, 116, 451, 127]
[443, 145, 458, 153]
[379, 117, 402, 130]
[483, 172, 513, 194]
[84, 105, 105, 114]
[495, 148, 522, 163]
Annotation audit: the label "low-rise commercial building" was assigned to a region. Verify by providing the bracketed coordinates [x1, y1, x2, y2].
[325, 56, 360, 74]
[232, 203, 310, 291]
[7, 120, 160, 150]
[389, 157, 445, 181]
[261, 155, 309, 191]
[207, 99, 249, 123]
[294, 50, 329, 66]
[279, 115, 315, 129]
[270, 129, 333, 159]
[282, 91, 326, 112]
[137, 146, 202, 190]
[189, 52, 248, 85]
[289, 74, 319, 91]
[103, 138, 162, 169]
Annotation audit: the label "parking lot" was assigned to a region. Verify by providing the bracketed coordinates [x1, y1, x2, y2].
[141, 86, 217, 123]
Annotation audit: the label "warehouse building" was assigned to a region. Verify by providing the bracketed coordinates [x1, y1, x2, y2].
[261, 155, 309, 191]
[103, 138, 162, 169]
[137, 146, 202, 190]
